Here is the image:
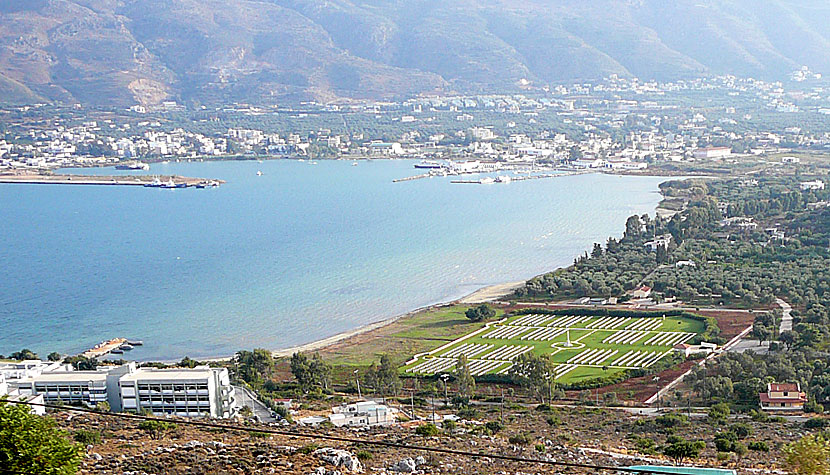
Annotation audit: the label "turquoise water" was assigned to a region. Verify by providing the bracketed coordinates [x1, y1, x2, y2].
[0, 160, 666, 360]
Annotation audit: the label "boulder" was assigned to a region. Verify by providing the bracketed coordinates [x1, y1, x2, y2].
[313, 448, 363, 473]
[390, 457, 417, 472]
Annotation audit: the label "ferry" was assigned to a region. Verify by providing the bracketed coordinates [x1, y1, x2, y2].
[116, 161, 150, 171]
[414, 160, 444, 169]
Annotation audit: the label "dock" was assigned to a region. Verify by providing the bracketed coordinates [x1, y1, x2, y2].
[393, 173, 433, 183]
[82, 338, 128, 359]
[0, 173, 224, 188]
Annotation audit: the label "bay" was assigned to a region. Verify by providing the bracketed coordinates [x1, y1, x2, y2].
[0, 160, 667, 360]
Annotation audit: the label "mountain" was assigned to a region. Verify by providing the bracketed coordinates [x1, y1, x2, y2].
[1, 0, 829, 106]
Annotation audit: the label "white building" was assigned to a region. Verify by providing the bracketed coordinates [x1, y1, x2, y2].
[118, 366, 236, 418]
[329, 401, 398, 428]
[369, 142, 404, 156]
[800, 180, 825, 191]
[644, 234, 672, 251]
[693, 147, 732, 160]
[13, 362, 237, 419]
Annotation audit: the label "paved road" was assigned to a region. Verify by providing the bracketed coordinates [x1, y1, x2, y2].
[777, 298, 792, 333]
[234, 385, 277, 423]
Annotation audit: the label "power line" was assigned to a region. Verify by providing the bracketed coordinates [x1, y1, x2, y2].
[3, 399, 712, 474]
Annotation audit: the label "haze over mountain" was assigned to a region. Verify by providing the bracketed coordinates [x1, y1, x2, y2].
[1, 0, 829, 106]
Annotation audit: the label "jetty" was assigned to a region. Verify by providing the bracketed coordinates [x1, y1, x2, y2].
[82, 338, 128, 359]
[0, 173, 224, 188]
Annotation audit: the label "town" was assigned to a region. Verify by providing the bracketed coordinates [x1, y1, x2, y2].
[2, 71, 830, 177]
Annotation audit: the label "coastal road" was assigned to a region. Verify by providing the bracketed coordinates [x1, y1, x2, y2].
[234, 386, 276, 423]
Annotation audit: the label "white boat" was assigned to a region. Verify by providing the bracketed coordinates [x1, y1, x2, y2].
[256, 170, 263, 176]
[352, 161, 359, 166]
[144, 177, 163, 188]
[479, 177, 495, 184]
[495, 175, 512, 183]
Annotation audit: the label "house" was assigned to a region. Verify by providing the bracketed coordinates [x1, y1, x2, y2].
[782, 156, 801, 163]
[0, 373, 45, 415]
[644, 234, 672, 251]
[675, 260, 696, 268]
[329, 401, 398, 428]
[759, 382, 807, 411]
[673, 342, 717, 357]
[631, 286, 652, 299]
[800, 180, 825, 191]
[693, 147, 732, 160]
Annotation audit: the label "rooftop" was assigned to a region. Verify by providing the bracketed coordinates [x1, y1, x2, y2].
[119, 369, 214, 382]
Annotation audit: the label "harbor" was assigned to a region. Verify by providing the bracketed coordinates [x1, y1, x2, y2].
[0, 173, 223, 188]
[395, 159, 591, 184]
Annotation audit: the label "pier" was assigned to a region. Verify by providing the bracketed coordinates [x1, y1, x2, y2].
[82, 338, 128, 359]
[0, 173, 224, 188]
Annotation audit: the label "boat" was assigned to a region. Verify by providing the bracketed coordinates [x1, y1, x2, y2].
[161, 179, 179, 189]
[195, 183, 207, 189]
[126, 340, 144, 346]
[479, 177, 495, 184]
[116, 161, 150, 171]
[256, 171, 263, 176]
[414, 160, 444, 169]
[144, 177, 163, 188]
[120, 344, 134, 351]
[352, 161, 359, 166]
[495, 175, 512, 183]
[110, 349, 124, 355]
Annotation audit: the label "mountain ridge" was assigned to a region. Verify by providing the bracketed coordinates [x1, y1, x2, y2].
[0, 0, 828, 106]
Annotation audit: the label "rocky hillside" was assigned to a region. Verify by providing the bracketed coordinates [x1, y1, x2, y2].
[1, 0, 829, 106]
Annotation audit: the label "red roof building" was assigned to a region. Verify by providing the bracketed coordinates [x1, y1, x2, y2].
[759, 382, 807, 411]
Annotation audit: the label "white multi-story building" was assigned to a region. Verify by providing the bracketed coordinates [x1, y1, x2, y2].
[329, 401, 398, 428]
[13, 362, 236, 419]
[118, 367, 236, 418]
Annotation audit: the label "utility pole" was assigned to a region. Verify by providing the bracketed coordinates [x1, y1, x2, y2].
[410, 390, 415, 421]
[500, 388, 504, 422]
[354, 369, 361, 400]
[441, 374, 450, 407]
[431, 394, 436, 424]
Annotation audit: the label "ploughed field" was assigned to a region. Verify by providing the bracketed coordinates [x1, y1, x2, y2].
[402, 312, 705, 384]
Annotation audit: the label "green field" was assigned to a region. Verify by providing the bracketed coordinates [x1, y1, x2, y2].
[402, 312, 705, 384]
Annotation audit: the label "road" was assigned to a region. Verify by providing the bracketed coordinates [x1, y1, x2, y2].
[234, 385, 277, 423]
[776, 298, 792, 333]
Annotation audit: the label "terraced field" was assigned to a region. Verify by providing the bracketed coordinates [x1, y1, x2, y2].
[402, 312, 705, 384]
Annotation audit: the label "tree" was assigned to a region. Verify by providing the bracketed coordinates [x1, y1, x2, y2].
[137, 420, 176, 440]
[454, 355, 475, 403]
[47, 352, 62, 362]
[508, 353, 555, 403]
[0, 401, 82, 474]
[779, 330, 796, 350]
[465, 304, 496, 322]
[624, 215, 643, 241]
[290, 352, 331, 393]
[368, 354, 400, 397]
[662, 436, 705, 465]
[708, 402, 730, 424]
[237, 349, 275, 385]
[9, 349, 38, 360]
[63, 356, 98, 371]
[784, 434, 830, 475]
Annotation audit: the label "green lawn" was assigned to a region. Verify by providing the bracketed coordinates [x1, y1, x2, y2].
[403, 312, 705, 384]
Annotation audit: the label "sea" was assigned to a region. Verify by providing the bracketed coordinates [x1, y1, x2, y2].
[0, 160, 668, 360]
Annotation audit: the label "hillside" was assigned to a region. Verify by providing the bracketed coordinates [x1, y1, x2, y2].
[0, 0, 829, 106]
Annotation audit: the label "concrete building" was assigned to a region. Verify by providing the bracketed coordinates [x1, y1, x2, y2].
[13, 362, 237, 419]
[644, 234, 672, 251]
[118, 366, 236, 418]
[800, 180, 825, 191]
[693, 147, 732, 160]
[329, 401, 398, 428]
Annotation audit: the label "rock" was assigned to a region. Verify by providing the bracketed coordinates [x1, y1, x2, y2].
[390, 458, 417, 472]
[313, 448, 363, 473]
[92, 453, 103, 461]
[308, 468, 342, 475]
[414, 456, 426, 466]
